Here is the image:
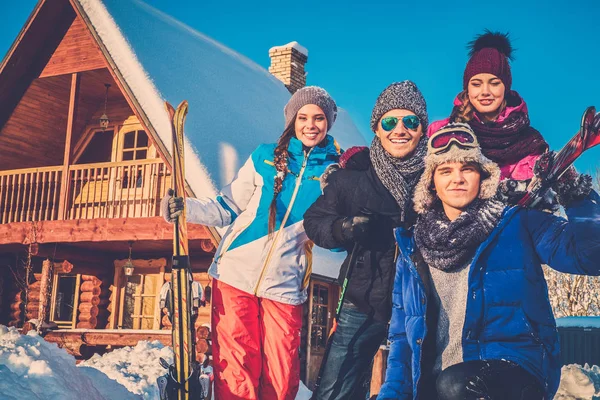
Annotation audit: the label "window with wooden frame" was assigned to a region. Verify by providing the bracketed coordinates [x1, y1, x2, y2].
[49, 273, 82, 329]
[122, 130, 149, 161]
[111, 259, 166, 330]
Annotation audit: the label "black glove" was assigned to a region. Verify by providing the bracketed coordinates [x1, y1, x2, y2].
[161, 188, 184, 223]
[534, 151, 592, 207]
[554, 167, 593, 207]
[497, 179, 528, 205]
[338, 216, 373, 244]
[334, 214, 394, 249]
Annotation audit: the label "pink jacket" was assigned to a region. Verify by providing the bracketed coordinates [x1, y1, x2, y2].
[428, 95, 540, 181]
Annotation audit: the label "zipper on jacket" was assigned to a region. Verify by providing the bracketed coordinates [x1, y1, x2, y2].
[253, 149, 312, 295]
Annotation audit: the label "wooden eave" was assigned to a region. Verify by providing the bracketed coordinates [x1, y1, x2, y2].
[0, 0, 76, 131]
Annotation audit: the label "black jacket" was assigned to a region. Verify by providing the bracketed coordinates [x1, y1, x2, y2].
[304, 156, 412, 322]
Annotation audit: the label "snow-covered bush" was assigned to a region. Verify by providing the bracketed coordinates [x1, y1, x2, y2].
[544, 266, 600, 317]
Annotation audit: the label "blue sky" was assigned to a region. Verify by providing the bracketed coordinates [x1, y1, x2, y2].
[1, 0, 599, 174]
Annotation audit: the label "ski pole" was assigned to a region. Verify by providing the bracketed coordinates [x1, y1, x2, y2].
[310, 241, 360, 399]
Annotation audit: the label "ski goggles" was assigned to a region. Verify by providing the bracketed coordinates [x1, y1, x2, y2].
[380, 115, 421, 132]
[428, 126, 479, 154]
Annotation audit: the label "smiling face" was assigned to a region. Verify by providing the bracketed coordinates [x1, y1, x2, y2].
[467, 73, 506, 121]
[433, 161, 481, 220]
[294, 104, 328, 147]
[375, 109, 423, 159]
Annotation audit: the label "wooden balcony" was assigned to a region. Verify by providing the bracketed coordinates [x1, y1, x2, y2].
[0, 159, 170, 224]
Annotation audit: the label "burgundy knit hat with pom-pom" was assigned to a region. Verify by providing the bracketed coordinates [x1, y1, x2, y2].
[463, 30, 513, 90]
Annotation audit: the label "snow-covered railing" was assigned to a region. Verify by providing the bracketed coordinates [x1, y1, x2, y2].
[0, 159, 170, 223]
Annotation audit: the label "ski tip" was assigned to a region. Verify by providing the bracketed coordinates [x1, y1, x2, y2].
[165, 101, 176, 117]
[177, 100, 189, 109]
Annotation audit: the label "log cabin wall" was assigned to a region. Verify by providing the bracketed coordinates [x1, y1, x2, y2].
[77, 274, 102, 329]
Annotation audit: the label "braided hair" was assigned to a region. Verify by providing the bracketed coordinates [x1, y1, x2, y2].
[268, 123, 296, 234]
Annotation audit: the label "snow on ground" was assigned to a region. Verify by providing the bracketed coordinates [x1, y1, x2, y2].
[0, 325, 134, 399]
[3, 325, 600, 399]
[79, 340, 172, 399]
[296, 381, 313, 399]
[556, 363, 600, 399]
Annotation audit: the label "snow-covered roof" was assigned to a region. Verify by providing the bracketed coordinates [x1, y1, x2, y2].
[75, 0, 366, 198]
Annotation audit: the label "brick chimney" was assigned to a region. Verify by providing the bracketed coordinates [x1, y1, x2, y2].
[268, 41, 308, 94]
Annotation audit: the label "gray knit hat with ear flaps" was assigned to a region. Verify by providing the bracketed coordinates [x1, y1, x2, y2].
[370, 80, 428, 132]
[412, 122, 501, 214]
[284, 86, 338, 131]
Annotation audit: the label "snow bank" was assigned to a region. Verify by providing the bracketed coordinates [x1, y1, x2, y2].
[0, 325, 313, 399]
[79, 340, 171, 399]
[0, 325, 132, 400]
[555, 363, 600, 399]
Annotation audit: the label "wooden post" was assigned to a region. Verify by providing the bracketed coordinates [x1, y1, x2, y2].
[370, 346, 389, 397]
[37, 259, 54, 333]
[57, 73, 80, 220]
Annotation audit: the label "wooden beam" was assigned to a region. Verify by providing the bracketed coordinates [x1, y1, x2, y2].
[57, 72, 80, 220]
[45, 329, 171, 347]
[0, 217, 211, 245]
[37, 259, 54, 331]
[32, 243, 113, 266]
[44, 329, 210, 350]
[113, 258, 167, 270]
[370, 347, 389, 397]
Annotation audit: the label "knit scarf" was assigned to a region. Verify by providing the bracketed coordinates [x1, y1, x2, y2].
[469, 112, 548, 165]
[370, 135, 426, 220]
[414, 198, 505, 271]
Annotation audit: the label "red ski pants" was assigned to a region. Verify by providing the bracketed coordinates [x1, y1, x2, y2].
[211, 279, 303, 400]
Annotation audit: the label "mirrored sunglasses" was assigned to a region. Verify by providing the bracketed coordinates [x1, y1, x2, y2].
[380, 115, 420, 132]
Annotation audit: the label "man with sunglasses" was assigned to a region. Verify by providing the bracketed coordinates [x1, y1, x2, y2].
[304, 81, 428, 400]
[379, 123, 598, 400]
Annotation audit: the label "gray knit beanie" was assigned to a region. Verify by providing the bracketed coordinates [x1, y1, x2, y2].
[284, 86, 338, 131]
[370, 81, 428, 132]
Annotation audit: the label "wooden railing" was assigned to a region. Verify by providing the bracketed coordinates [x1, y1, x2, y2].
[0, 166, 62, 224]
[0, 159, 171, 224]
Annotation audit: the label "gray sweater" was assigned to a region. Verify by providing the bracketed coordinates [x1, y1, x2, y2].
[430, 262, 471, 376]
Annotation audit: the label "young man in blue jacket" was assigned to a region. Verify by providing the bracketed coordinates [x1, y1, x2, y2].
[379, 122, 598, 400]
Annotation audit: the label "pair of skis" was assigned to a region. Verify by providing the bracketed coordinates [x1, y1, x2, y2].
[157, 101, 209, 400]
[519, 106, 600, 207]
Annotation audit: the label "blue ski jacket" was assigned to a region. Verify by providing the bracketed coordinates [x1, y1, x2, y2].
[185, 135, 341, 305]
[378, 191, 600, 400]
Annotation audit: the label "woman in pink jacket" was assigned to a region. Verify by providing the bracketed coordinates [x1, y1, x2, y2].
[428, 31, 549, 204]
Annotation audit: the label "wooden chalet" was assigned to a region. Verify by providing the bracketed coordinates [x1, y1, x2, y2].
[0, 0, 372, 393]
